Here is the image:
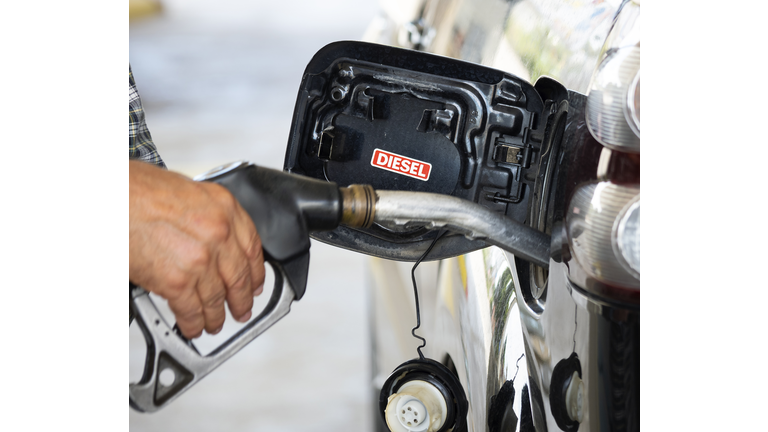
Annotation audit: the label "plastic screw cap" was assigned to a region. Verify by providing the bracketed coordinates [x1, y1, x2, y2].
[384, 380, 447, 432]
[396, 397, 428, 431]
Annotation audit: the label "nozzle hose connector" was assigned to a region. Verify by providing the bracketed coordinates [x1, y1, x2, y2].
[340, 184, 376, 228]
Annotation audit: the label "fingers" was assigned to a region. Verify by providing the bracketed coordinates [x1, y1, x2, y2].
[206, 188, 260, 321]
[196, 261, 227, 334]
[216, 233, 255, 322]
[232, 204, 266, 296]
[165, 274, 206, 339]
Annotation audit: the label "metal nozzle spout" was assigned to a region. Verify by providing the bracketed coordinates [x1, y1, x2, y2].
[338, 186, 550, 268]
[340, 184, 377, 228]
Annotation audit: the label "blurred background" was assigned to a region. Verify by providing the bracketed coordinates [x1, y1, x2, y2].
[129, 1, 380, 431]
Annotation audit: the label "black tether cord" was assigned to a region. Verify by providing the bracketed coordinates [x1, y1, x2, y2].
[411, 229, 448, 360]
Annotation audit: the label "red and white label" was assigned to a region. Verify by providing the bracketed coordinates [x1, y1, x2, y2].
[370, 148, 432, 181]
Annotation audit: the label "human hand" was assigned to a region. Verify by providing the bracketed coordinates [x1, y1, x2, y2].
[129, 160, 265, 338]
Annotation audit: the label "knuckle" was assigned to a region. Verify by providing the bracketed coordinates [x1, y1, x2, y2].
[209, 183, 238, 209]
[209, 218, 231, 242]
[177, 301, 204, 318]
[164, 269, 191, 294]
[229, 297, 253, 316]
[201, 289, 226, 309]
[198, 211, 230, 243]
[169, 301, 204, 324]
[195, 185, 236, 242]
[180, 306, 204, 322]
[186, 244, 211, 267]
[227, 264, 251, 291]
[221, 186, 239, 208]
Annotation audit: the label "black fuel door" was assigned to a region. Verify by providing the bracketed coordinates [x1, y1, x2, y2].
[284, 41, 553, 261]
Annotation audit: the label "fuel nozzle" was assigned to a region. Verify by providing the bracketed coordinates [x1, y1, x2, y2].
[202, 162, 549, 273]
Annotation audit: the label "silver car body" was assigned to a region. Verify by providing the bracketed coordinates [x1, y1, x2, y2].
[364, 1, 639, 431]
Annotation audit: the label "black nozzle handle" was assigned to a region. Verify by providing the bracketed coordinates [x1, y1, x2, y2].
[201, 162, 343, 298]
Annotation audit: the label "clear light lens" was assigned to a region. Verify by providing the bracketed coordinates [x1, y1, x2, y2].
[567, 182, 640, 288]
[614, 197, 640, 277]
[586, 1, 640, 153]
[586, 46, 640, 152]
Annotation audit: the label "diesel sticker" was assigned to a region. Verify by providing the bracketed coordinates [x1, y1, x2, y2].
[370, 148, 432, 181]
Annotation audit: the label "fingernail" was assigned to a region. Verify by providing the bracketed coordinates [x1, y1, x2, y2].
[237, 310, 252, 323]
[254, 284, 264, 296]
[211, 326, 223, 335]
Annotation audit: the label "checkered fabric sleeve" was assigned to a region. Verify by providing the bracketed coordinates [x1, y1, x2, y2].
[129, 65, 166, 168]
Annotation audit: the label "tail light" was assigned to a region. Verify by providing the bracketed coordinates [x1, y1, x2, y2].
[586, 45, 640, 152]
[567, 182, 639, 289]
[585, 0, 640, 152]
[568, 1, 640, 291]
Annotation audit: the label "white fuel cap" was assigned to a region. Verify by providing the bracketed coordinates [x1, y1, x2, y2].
[384, 380, 447, 432]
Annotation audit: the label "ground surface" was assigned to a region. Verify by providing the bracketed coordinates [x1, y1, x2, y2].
[129, 1, 380, 431]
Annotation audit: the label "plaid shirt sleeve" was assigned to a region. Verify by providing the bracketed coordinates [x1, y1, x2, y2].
[129, 65, 166, 168]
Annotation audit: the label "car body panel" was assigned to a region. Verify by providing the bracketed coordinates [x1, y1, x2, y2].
[362, 1, 639, 431]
